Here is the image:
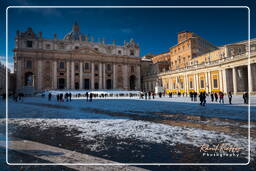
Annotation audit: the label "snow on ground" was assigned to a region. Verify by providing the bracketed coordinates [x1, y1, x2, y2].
[0, 94, 255, 161]
[5, 118, 255, 158]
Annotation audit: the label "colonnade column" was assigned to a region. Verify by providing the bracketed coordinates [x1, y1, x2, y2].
[193, 74, 197, 92]
[219, 70, 223, 92]
[79, 62, 83, 90]
[222, 69, 227, 94]
[232, 67, 237, 95]
[207, 72, 212, 93]
[99, 63, 103, 89]
[136, 65, 141, 90]
[103, 63, 106, 89]
[53, 61, 57, 89]
[205, 72, 208, 93]
[91, 62, 94, 89]
[113, 64, 116, 89]
[37, 60, 42, 90]
[71, 61, 75, 89]
[66, 61, 70, 89]
[123, 64, 128, 90]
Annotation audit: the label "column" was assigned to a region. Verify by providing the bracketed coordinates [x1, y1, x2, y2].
[71, 61, 75, 89]
[193, 74, 197, 92]
[66, 61, 70, 89]
[219, 70, 223, 92]
[16, 60, 22, 90]
[205, 72, 208, 93]
[37, 60, 42, 90]
[79, 62, 83, 89]
[123, 64, 128, 90]
[53, 61, 57, 89]
[136, 65, 141, 90]
[207, 72, 212, 93]
[99, 63, 102, 89]
[232, 67, 237, 94]
[103, 63, 106, 89]
[222, 69, 227, 94]
[91, 62, 95, 89]
[176, 76, 178, 90]
[113, 64, 116, 89]
[184, 74, 188, 93]
[168, 78, 172, 90]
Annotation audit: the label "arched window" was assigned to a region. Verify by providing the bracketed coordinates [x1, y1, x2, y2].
[84, 63, 89, 70]
[107, 64, 111, 71]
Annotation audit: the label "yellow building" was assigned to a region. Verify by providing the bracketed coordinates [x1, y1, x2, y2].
[142, 31, 256, 95]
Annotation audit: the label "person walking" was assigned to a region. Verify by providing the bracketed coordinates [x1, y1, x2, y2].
[89, 93, 93, 102]
[144, 92, 147, 100]
[48, 93, 52, 101]
[214, 93, 218, 102]
[199, 92, 203, 106]
[243, 92, 248, 104]
[210, 93, 214, 102]
[219, 92, 224, 104]
[193, 92, 197, 101]
[228, 91, 232, 104]
[86, 92, 89, 102]
[69, 93, 72, 101]
[152, 92, 155, 99]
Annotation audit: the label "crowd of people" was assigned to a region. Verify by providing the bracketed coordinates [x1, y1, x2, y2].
[0, 90, 250, 107]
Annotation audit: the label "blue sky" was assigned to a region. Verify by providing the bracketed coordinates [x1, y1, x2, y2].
[0, 0, 255, 72]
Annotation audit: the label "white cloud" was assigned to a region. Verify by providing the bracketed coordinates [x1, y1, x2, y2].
[0, 56, 14, 73]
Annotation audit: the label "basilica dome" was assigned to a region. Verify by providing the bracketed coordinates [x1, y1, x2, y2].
[63, 22, 85, 41]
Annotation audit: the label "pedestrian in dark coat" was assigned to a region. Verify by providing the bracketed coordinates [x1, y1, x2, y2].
[193, 92, 197, 101]
[228, 91, 232, 104]
[86, 92, 89, 102]
[243, 92, 248, 104]
[219, 92, 224, 104]
[48, 93, 52, 101]
[69, 93, 72, 101]
[214, 93, 218, 102]
[89, 93, 93, 102]
[210, 93, 214, 102]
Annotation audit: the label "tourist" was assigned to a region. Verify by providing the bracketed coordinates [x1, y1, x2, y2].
[144, 92, 148, 100]
[219, 91, 224, 104]
[193, 92, 197, 101]
[159, 92, 162, 98]
[89, 93, 93, 102]
[228, 91, 232, 104]
[210, 93, 214, 102]
[57, 94, 60, 102]
[60, 93, 63, 102]
[190, 92, 193, 101]
[48, 93, 52, 101]
[148, 91, 151, 99]
[86, 92, 89, 102]
[199, 92, 206, 106]
[243, 92, 248, 104]
[69, 93, 72, 101]
[214, 93, 218, 102]
[152, 92, 155, 99]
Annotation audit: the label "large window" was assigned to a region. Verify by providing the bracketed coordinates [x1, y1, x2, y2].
[190, 81, 193, 88]
[26, 41, 33, 48]
[200, 80, 205, 88]
[26, 60, 32, 69]
[107, 64, 111, 71]
[59, 62, 65, 69]
[84, 63, 89, 70]
[75, 63, 79, 71]
[213, 79, 218, 88]
[94, 64, 98, 71]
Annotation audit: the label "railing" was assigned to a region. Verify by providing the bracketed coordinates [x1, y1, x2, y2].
[154, 51, 256, 76]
